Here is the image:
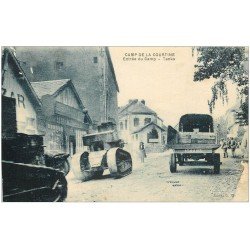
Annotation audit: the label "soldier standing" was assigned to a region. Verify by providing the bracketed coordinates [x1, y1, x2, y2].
[221, 139, 228, 158]
[230, 137, 237, 158]
[139, 142, 146, 163]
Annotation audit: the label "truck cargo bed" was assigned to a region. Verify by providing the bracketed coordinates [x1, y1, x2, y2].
[171, 143, 220, 150]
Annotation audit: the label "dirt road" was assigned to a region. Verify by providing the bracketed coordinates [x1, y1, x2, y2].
[66, 151, 245, 202]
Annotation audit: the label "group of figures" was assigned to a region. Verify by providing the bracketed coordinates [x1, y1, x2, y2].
[221, 137, 242, 158]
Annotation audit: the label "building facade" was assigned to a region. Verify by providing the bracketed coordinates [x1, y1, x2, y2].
[31, 79, 92, 155]
[2, 48, 44, 135]
[118, 99, 167, 153]
[15, 47, 119, 127]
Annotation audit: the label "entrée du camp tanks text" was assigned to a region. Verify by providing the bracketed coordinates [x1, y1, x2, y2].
[123, 52, 175, 61]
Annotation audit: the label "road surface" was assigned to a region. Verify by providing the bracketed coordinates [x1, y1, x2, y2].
[66, 150, 245, 202]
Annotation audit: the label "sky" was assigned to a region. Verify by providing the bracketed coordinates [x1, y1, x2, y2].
[110, 47, 238, 127]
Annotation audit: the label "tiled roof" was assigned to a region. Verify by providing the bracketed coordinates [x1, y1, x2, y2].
[31, 79, 70, 99]
[119, 100, 156, 116]
[131, 102, 156, 114]
[118, 99, 138, 114]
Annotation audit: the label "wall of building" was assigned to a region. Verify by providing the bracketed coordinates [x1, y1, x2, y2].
[119, 114, 131, 142]
[15, 47, 118, 126]
[104, 50, 119, 125]
[123, 114, 157, 132]
[134, 125, 164, 144]
[133, 125, 165, 153]
[2, 59, 39, 135]
[118, 113, 166, 153]
[43, 117, 88, 155]
[119, 113, 158, 141]
[40, 85, 90, 155]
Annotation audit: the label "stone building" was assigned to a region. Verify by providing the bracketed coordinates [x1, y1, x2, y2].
[15, 47, 119, 127]
[118, 99, 167, 153]
[31, 79, 92, 155]
[2, 47, 44, 135]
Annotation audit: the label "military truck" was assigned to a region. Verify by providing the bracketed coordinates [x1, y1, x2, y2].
[168, 114, 221, 174]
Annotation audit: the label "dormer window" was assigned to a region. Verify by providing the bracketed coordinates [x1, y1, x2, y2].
[144, 118, 151, 125]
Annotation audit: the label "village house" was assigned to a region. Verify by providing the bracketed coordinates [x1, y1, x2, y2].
[118, 99, 167, 153]
[15, 47, 119, 128]
[31, 79, 92, 155]
[2, 47, 45, 136]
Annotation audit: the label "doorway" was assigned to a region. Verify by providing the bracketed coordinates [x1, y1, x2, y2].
[69, 135, 76, 156]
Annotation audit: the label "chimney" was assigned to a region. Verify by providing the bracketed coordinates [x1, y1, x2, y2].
[129, 99, 138, 104]
[141, 99, 145, 105]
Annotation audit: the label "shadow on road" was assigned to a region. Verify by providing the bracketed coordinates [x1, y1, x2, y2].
[176, 167, 214, 175]
[175, 159, 243, 176]
[75, 174, 113, 183]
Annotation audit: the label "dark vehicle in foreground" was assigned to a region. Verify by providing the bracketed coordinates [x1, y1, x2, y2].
[2, 96, 68, 202]
[2, 161, 67, 202]
[2, 132, 69, 202]
[168, 114, 221, 174]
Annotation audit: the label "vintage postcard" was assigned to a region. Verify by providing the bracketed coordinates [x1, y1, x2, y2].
[1, 46, 249, 202]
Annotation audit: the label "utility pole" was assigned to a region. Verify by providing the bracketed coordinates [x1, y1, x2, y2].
[101, 47, 107, 123]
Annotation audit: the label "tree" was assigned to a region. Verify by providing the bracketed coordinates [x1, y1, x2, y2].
[214, 116, 228, 141]
[193, 47, 248, 125]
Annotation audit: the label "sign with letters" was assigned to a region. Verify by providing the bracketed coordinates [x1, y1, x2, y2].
[2, 88, 25, 108]
[148, 138, 159, 143]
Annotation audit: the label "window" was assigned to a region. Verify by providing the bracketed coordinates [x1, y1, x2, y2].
[148, 128, 159, 140]
[26, 117, 35, 127]
[144, 118, 151, 125]
[55, 61, 64, 70]
[93, 57, 98, 63]
[125, 120, 128, 130]
[17, 94, 25, 108]
[120, 122, 123, 130]
[134, 118, 139, 127]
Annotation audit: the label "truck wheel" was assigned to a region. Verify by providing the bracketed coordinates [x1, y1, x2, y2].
[114, 159, 133, 179]
[53, 177, 67, 202]
[206, 154, 213, 165]
[62, 160, 70, 176]
[177, 154, 184, 166]
[170, 153, 177, 173]
[81, 170, 95, 182]
[213, 153, 220, 174]
[93, 170, 104, 179]
[107, 148, 132, 178]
